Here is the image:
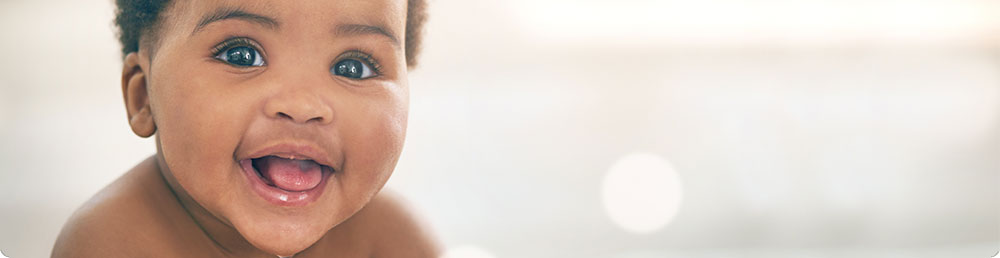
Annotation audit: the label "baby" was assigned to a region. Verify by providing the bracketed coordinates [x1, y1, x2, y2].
[52, 0, 438, 257]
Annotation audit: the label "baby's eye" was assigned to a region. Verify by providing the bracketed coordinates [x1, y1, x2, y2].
[331, 59, 375, 79]
[211, 37, 265, 67]
[215, 46, 265, 67]
[330, 51, 381, 80]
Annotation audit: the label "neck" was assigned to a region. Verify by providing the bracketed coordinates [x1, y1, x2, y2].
[153, 147, 275, 257]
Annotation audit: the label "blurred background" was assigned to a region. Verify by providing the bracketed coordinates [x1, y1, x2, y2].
[1, 0, 998, 257]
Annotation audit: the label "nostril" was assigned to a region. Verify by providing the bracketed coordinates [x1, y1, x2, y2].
[306, 117, 325, 123]
[274, 111, 326, 124]
[276, 112, 294, 120]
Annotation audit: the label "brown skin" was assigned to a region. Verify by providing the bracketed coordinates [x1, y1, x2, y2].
[52, 158, 437, 257]
[52, 0, 438, 257]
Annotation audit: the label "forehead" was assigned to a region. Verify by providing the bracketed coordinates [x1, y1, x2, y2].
[161, 0, 407, 38]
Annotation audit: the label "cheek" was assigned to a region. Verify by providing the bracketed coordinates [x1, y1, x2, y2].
[342, 96, 408, 193]
[151, 72, 250, 195]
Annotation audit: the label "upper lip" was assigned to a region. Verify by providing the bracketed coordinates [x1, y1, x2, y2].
[241, 142, 338, 171]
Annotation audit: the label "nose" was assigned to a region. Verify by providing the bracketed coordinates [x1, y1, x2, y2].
[263, 88, 334, 125]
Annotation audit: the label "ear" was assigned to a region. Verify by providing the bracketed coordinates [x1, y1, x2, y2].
[122, 52, 156, 138]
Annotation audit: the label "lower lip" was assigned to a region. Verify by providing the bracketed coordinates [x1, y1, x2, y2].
[238, 159, 332, 207]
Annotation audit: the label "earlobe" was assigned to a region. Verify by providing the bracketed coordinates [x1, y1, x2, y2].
[122, 52, 156, 138]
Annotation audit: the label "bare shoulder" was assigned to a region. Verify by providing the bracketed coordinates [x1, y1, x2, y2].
[52, 157, 186, 257]
[343, 190, 442, 257]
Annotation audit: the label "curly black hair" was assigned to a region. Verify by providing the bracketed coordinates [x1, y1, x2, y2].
[114, 0, 427, 67]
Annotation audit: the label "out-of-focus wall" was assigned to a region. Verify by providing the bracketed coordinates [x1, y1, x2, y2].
[1, 0, 997, 257]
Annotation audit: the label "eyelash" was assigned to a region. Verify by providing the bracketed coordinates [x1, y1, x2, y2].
[210, 37, 265, 61]
[335, 50, 383, 76]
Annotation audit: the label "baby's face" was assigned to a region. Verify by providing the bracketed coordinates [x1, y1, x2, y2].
[141, 0, 407, 255]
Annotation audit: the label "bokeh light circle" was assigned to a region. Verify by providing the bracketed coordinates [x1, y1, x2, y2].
[602, 152, 684, 234]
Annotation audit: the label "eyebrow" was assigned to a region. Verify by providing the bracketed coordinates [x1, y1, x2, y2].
[335, 24, 400, 46]
[192, 7, 279, 35]
[191, 7, 399, 47]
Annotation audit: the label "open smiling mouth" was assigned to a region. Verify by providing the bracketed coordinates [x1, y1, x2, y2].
[239, 154, 335, 206]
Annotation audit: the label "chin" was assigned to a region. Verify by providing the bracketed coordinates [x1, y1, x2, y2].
[239, 219, 332, 257]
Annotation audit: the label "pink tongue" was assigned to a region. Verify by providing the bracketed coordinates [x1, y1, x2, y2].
[256, 156, 324, 192]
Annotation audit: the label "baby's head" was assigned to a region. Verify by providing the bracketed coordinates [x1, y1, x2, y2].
[114, 0, 425, 255]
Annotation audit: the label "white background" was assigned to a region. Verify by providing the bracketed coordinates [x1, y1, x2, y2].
[1, 0, 998, 257]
